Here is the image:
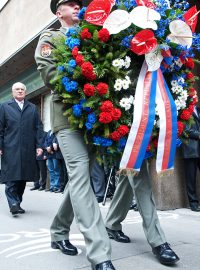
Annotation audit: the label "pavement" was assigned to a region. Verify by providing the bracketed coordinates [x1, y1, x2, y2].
[0, 183, 200, 270]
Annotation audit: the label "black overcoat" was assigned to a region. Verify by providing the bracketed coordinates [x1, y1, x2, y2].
[0, 99, 43, 182]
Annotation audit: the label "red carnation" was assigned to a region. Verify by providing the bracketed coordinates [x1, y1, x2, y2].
[177, 121, 185, 136]
[185, 58, 195, 69]
[188, 104, 194, 113]
[190, 96, 198, 105]
[89, 72, 97, 81]
[100, 101, 114, 112]
[117, 125, 129, 136]
[111, 108, 122, 121]
[81, 61, 94, 76]
[186, 72, 194, 80]
[96, 83, 108, 95]
[75, 54, 84, 66]
[110, 131, 121, 141]
[80, 28, 92, 40]
[99, 112, 113, 124]
[188, 88, 196, 97]
[98, 28, 110, 42]
[180, 109, 191, 120]
[83, 83, 95, 96]
[72, 46, 79, 58]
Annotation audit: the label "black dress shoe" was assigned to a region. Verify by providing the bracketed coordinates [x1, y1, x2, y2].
[152, 242, 180, 265]
[10, 204, 20, 216]
[54, 188, 62, 193]
[96, 196, 104, 203]
[93, 260, 116, 270]
[51, 240, 78, 255]
[38, 186, 45, 191]
[30, 187, 39, 191]
[106, 227, 130, 243]
[190, 204, 200, 212]
[18, 206, 25, 214]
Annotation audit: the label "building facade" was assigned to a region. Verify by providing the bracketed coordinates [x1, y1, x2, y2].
[0, 0, 200, 208]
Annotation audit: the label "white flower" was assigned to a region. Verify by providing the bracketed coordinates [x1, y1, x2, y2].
[119, 98, 132, 111]
[171, 80, 178, 87]
[124, 56, 131, 69]
[114, 79, 123, 91]
[122, 80, 130, 90]
[112, 59, 124, 68]
[129, 95, 134, 104]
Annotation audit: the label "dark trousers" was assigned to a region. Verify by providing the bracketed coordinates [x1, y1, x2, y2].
[57, 158, 68, 190]
[5, 180, 26, 208]
[37, 160, 47, 188]
[90, 159, 106, 198]
[183, 158, 200, 205]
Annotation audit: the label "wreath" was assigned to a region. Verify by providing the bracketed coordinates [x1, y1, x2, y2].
[51, 0, 200, 171]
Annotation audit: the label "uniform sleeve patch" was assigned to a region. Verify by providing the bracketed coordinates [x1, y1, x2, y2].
[40, 32, 52, 39]
[40, 44, 52, 57]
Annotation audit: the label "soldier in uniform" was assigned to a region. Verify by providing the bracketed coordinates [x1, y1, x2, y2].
[35, 1, 115, 270]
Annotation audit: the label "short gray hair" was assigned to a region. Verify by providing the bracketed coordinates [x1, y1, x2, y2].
[12, 82, 27, 91]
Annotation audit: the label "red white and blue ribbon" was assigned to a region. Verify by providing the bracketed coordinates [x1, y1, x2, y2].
[120, 61, 177, 173]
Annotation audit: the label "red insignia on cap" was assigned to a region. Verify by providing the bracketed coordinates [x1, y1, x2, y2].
[84, 0, 115, 26]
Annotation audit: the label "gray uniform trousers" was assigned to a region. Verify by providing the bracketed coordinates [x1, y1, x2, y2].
[105, 160, 166, 248]
[50, 129, 111, 265]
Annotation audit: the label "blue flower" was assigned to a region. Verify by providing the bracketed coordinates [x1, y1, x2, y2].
[121, 35, 133, 48]
[66, 27, 79, 37]
[58, 66, 65, 72]
[78, 7, 87, 20]
[87, 113, 96, 124]
[85, 122, 93, 130]
[65, 37, 80, 49]
[68, 59, 76, 68]
[72, 104, 82, 117]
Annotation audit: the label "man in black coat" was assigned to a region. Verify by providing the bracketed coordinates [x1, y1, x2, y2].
[181, 105, 200, 212]
[0, 82, 43, 216]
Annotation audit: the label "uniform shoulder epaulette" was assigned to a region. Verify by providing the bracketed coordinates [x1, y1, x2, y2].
[39, 28, 59, 40]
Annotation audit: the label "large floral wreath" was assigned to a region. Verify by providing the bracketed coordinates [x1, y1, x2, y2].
[51, 0, 200, 172]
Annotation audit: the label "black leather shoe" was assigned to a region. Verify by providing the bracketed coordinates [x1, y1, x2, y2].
[30, 187, 39, 191]
[10, 204, 20, 216]
[18, 206, 25, 214]
[190, 204, 200, 212]
[38, 186, 45, 191]
[96, 196, 104, 203]
[51, 240, 78, 255]
[152, 242, 180, 265]
[106, 227, 130, 243]
[93, 260, 116, 270]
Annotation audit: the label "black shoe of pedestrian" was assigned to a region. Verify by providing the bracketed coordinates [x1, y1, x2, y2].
[10, 204, 20, 216]
[106, 227, 130, 243]
[51, 240, 78, 255]
[93, 260, 116, 270]
[18, 206, 25, 214]
[190, 204, 200, 212]
[54, 188, 62, 193]
[30, 187, 39, 191]
[129, 202, 138, 211]
[152, 242, 180, 265]
[38, 186, 45, 191]
[96, 196, 104, 203]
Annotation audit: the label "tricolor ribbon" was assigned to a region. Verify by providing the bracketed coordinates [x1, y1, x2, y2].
[120, 61, 177, 173]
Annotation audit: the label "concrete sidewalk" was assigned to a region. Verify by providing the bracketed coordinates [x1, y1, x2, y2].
[0, 183, 200, 270]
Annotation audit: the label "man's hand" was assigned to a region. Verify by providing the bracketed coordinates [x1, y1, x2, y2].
[0, 150, 2, 155]
[46, 146, 53, 154]
[53, 143, 58, 151]
[36, 148, 43, 157]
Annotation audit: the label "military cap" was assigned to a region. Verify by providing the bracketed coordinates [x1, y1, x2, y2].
[50, 0, 82, 14]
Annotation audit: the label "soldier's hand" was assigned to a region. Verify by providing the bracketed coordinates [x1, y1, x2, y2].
[36, 148, 43, 156]
[0, 149, 2, 155]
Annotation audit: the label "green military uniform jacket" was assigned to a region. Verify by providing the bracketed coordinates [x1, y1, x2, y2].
[35, 27, 70, 133]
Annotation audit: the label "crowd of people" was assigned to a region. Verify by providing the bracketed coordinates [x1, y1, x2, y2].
[0, 1, 200, 270]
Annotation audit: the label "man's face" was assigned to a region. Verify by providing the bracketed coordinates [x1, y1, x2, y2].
[56, 1, 81, 25]
[12, 83, 26, 101]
